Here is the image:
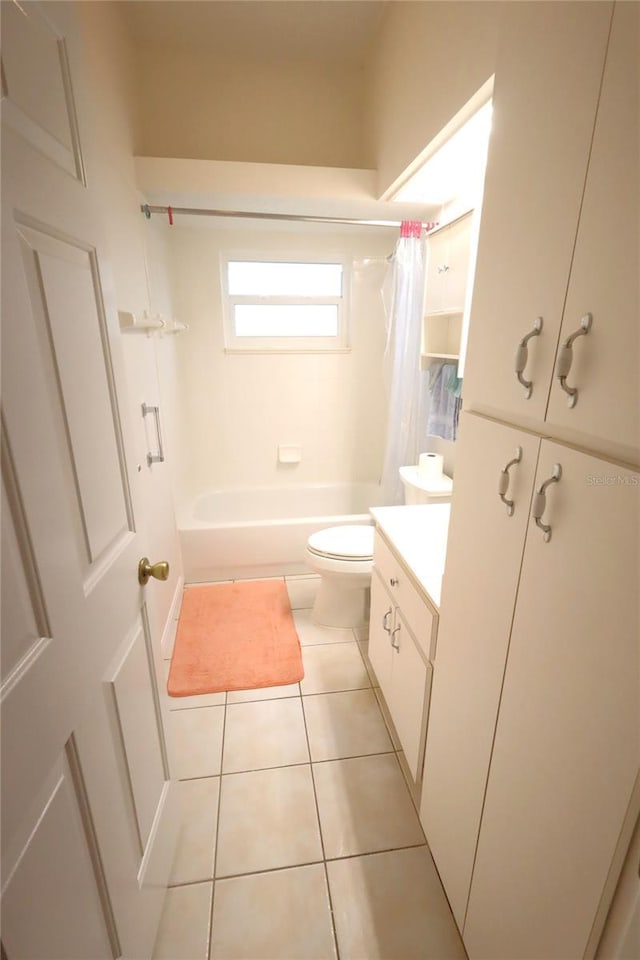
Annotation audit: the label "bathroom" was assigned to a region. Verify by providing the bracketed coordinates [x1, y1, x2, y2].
[1, 2, 638, 959]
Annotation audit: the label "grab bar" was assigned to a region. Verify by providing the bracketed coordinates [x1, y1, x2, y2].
[142, 403, 164, 466]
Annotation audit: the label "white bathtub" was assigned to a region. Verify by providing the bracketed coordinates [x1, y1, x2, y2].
[179, 482, 381, 582]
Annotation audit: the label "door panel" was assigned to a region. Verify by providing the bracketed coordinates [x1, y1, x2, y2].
[0, 439, 50, 684]
[1, 750, 115, 960]
[16, 222, 133, 567]
[545, 2, 639, 458]
[110, 619, 168, 850]
[463, 2, 613, 422]
[0, 0, 85, 182]
[464, 442, 640, 959]
[420, 412, 541, 928]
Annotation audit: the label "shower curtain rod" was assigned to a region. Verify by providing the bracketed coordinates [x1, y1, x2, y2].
[140, 203, 470, 234]
[140, 203, 406, 228]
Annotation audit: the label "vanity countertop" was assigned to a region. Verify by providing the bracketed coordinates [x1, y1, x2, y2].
[369, 503, 451, 610]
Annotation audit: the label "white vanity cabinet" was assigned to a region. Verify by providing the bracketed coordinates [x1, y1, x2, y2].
[368, 529, 437, 783]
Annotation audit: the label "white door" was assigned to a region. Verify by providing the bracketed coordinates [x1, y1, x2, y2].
[421, 411, 541, 928]
[544, 0, 640, 460]
[386, 612, 430, 783]
[462, 1, 612, 422]
[464, 440, 640, 959]
[368, 571, 394, 701]
[1, 3, 178, 957]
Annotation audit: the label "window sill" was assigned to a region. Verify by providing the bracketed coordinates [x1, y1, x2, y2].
[223, 347, 352, 355]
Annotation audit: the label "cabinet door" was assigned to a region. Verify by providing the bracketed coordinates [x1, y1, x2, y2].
[425, 216, 472, 316]
[387, 611, 431, 782]
[463, 2, 613, 422]
[545, 2, 639, 460]
[425, 228, 448, 315]
[369, 570, 394, 702]
[420, 412, 541, 928]
[464, 441, 639, 960]
[442, 215, 472, 315]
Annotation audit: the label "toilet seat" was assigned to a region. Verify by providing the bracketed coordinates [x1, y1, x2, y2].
[306, 525, 374, 562]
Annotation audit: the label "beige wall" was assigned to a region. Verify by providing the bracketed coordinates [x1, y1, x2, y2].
[366, 1, 503, 196]
[129, 3, 502, 193]
[77, 1, 184, 628]
[132, 45, 369, 169]
[166, 222, 394, 507]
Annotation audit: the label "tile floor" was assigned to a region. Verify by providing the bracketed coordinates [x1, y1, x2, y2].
[153, 575, 466, 960]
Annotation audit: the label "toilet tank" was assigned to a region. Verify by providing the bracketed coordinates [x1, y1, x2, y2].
[399, 465, 453, 505]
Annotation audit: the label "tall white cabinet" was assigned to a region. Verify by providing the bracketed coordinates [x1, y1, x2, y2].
[421, 3, 639, 958]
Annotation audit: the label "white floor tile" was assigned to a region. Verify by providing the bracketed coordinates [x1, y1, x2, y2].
[216, 765, 322, 877]
[222, 698, 309, 773]
[152, 882, 212, 960]
[156, 575, 460, 960]
[303, 689, 394, 762]
[163, 661, 226, 710]
[300, 642, 371, 695]
[170, 777, 219, 886]
[170, 706, 225, 780]
[211, 864, 336, 960]
[327, 847, 466, 959]
[226, 682, 300, 704]
[294, 609, 354, 646]
[286, 575, 321, 610]
[313, 754, 425, 859]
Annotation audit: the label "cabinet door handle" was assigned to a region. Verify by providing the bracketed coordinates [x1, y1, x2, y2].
[514, 317, 543, 399]
[437, 264, 450, 274]
[389, 577, 399, 587]
[391, 624, 400, 650]
[532, 464, 562, 542]
[382, 608, 392, 634]
[555, 313, 592, 408]
[498, 447, 523, 516]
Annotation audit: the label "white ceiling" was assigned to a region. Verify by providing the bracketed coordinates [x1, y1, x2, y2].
[121, 1, 388, 64]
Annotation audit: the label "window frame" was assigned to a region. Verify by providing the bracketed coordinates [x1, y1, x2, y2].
[220, 251, 351, 353]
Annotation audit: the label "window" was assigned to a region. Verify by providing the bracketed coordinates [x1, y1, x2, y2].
[222, 256, 349, 352]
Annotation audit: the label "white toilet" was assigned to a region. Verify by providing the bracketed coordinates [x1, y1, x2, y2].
[305, 466, 453, 629]
[305, 524, 375, 628]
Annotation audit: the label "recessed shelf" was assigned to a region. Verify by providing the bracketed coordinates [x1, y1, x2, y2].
[421, 312, 463, 364]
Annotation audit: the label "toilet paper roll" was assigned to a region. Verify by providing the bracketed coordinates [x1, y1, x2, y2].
[418, 452, 444, 480]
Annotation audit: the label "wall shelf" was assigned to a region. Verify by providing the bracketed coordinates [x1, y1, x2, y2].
[118, 310, 188, 335]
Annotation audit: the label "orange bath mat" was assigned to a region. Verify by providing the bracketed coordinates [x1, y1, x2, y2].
[167, 579, 304, 697]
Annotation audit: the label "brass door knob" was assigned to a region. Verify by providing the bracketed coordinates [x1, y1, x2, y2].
[138, 557, 170, 586]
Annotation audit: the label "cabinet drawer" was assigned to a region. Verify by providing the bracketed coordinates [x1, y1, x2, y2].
[373, 532, 437, 660]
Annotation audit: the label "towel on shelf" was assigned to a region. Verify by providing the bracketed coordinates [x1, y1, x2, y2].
[426, 361, 462, 441]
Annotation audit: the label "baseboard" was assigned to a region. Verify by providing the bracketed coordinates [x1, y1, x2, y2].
[161, 574, 184, 659]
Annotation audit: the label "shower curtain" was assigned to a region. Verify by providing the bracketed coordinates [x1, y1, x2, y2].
[380, 221, 427, 505]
